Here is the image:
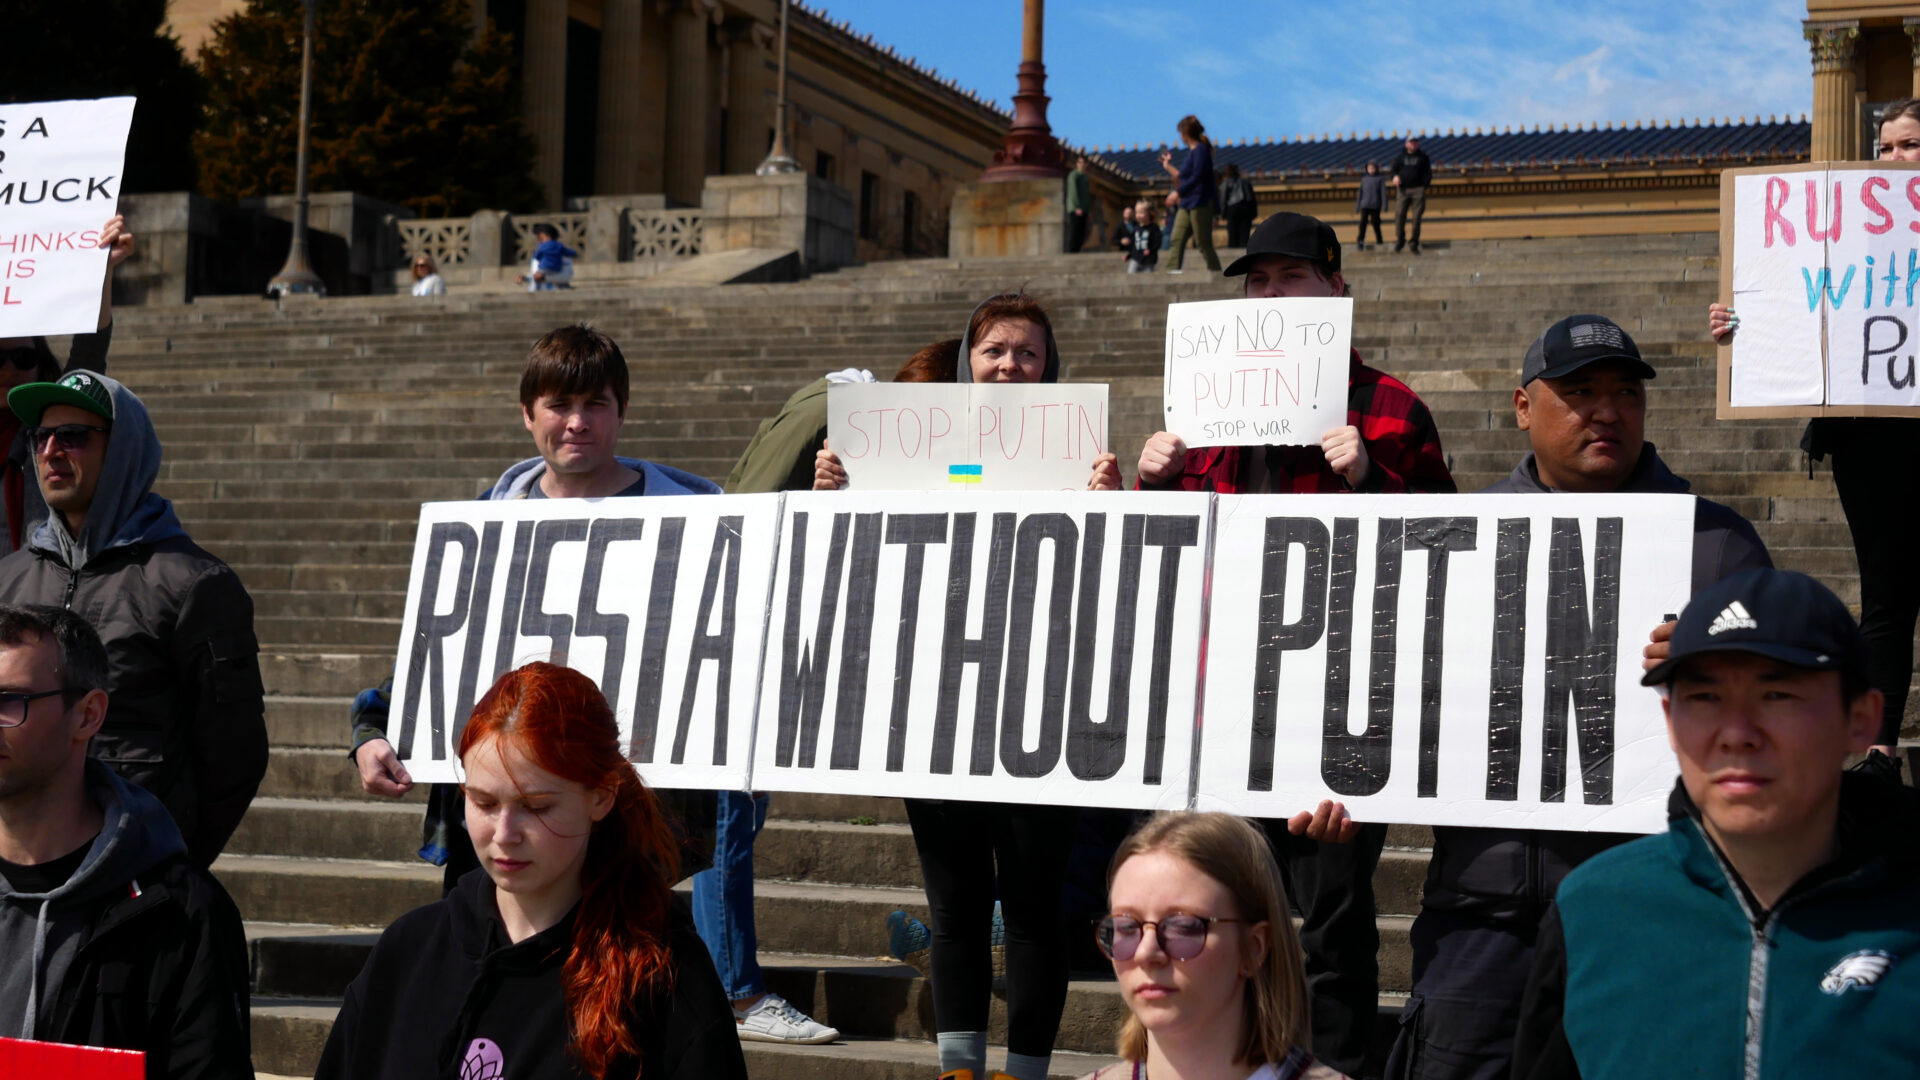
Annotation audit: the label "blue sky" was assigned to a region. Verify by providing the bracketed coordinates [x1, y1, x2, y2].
[806, 1, 1812, 149]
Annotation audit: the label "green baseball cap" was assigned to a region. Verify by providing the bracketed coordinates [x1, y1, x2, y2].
[9, 370, 114, 426]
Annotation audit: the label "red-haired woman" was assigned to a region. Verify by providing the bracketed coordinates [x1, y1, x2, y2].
[315, 662, 748, 1080]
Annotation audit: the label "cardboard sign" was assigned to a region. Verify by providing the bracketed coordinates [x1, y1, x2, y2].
[0, 1038, 142, 1080]
[1162, 297, 1352, 446]
[748, 491, 1207, 809]
[1719, 161, 1920, 418]
[827, 382, 1110, 490]
[0, 98, 136, 337]
[1195, 493, 1695, 833]
[387, 496, 779, 787]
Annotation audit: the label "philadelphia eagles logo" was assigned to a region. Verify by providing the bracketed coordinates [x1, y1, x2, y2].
[1820, 950, 1896, 995]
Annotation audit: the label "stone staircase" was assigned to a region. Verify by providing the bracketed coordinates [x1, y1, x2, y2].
[89, 231, 1889, 1079]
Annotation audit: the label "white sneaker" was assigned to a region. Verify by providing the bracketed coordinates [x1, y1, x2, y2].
[734, 992, 840, 1044]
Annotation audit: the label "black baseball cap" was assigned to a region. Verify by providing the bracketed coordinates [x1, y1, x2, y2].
[1224, 212, 1341, 277]
[1642, 568, 1869, 687]
[9, 369, 114, 426]
[1520, 314, 1657, 386]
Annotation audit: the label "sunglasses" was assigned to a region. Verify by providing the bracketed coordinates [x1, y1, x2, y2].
[0, 687, 73, 728]
[1094, 913, 1241, 962]
[0, 348, 40, 372]
[29, 424, 109, 453]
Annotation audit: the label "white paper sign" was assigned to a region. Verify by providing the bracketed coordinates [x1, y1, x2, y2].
[387, 496, 778, 788]
[1162, 297, 1351, 446]
[827, 382, 1110, 490]
[748, 491, 1208, 809]
[0, 98, 136, 337]
[1195, 493, 1695, 834]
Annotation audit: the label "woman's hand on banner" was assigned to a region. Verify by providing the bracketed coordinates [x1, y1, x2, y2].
[813, 442, 848, 490]
[1708, 303, 1739, 342]
[1287, 799, 1359, 844]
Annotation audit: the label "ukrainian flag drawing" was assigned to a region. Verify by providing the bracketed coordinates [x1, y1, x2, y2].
[948, 464, 983, 485]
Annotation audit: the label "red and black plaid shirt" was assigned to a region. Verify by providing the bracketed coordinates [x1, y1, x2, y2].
[1139, 351, 1456, 495]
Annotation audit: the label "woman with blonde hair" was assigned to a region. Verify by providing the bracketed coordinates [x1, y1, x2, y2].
[1080, 812, 1349, 1080]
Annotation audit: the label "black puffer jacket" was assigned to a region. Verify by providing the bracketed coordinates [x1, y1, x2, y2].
[1421, 445, 1774, 922]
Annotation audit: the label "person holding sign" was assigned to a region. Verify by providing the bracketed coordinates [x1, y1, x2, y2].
[0, 605, 253, 1078]
[1138, 210, 1452, 1077]
[1513, 569, 1920, 1080]
[1387, 315, 1772, 1080]
[1074, 812, 1350, 1080]
[317, 662, 749, 1080]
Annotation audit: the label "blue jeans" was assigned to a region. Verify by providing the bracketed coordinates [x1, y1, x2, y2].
[692, 789, 769, 1000]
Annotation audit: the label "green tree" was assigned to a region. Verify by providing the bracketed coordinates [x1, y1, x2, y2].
[196, 0, 542, 217]
[0, 0, 204, 193]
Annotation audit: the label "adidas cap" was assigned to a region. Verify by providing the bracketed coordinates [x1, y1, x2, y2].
[9, 369, 113, 426]
[1641, 568, 1868, 687]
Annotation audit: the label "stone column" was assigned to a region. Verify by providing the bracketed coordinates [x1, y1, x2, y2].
[596, 0, 645, 194]
[724, 18, 773, 175]
[665, 0, 716, 206]
[522, 0, 568, 207]
[1906, 18, 1920, 100]
[980, 0, 1065, 180]
[1806, 21, 1860, 162]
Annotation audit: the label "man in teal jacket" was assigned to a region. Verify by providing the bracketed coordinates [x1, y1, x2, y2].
[1513, 568, 1919, 1079]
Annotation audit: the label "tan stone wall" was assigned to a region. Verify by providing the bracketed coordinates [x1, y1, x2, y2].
[163, 0, 247, 59]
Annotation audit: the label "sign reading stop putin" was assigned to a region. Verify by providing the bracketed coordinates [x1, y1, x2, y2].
[0, 98, 135, 337]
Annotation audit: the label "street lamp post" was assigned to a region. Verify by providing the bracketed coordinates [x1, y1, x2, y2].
[269, 0, 326, 297]
[754, 0, 799, 175]
[978, 0, 1065, 180]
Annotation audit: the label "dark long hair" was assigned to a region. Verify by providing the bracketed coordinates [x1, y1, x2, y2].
[458, 662, 680, 1077]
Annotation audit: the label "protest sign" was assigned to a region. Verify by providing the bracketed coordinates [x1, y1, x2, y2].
[386, 496, 779, 787]
[1719, 161, 1920, 417]
[1194, 493, 1695, 834]
[0, 1038, 142, 1080]
[1162, 296, 1351, 446]
[827, 382, 1110, 490]
[748, 491, 1208, 809]
[0, 98, 135, 337]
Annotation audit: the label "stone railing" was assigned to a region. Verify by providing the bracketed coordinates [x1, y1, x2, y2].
[627, 208, 703, 258]
[396, 218, 473, 266]
[512, 214, 591, 263]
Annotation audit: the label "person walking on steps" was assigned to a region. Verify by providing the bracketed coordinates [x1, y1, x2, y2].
[1355, 163, 1386, 251]
[1159, 115, 1222, 274]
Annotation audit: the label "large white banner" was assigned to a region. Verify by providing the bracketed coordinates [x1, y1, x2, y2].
[1722, 161, 1920, 417]
[748, 491, 1208, 809]
[1195, 493, 1695, 833]
[827, 382, 1110, 490]
[0, 98, 135, 337]
[1163, 297, 1351, 446]
[388, 497, 779, 787]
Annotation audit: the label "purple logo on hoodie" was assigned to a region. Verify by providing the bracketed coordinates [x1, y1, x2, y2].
[462, 1038, 505, 1080]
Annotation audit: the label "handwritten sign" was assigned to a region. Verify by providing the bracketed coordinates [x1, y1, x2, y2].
[0, 98, 135, 337]
[1195, 493, 1694, 833]
[1162, 297, 1351, 446]
[827, 382, 1109, 490]
[1720, 162, 1920, 417]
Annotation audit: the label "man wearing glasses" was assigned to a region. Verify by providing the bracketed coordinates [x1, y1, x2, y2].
[0, 371, 267, 868]
[0, 604, 253, 1074]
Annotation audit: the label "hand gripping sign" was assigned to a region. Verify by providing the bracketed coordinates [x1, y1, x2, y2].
[0, 98, 135, 337]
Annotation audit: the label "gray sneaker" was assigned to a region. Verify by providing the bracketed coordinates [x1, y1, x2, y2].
[734, 992, 840, 1044]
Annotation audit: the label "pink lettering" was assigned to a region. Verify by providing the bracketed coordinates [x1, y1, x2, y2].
[1806, 179, 1842, 242]
[1765, 176, 1795, 247]
[1863, 176, 1894, 235]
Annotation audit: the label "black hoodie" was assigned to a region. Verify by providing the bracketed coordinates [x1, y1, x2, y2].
[315, 870, 745, 1080]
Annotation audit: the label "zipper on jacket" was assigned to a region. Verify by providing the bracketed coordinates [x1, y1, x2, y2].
[60, 566, 78, 610]
[1697, 822, 1795, 1080]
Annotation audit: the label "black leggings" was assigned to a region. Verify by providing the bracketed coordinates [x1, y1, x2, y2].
[1358, 208, 1383, 245]
[1830, 425, 1920, 744]
[904, 798, 1080, 1057]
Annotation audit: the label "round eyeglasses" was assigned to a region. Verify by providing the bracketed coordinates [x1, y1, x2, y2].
[1093, 913, 1240, 962]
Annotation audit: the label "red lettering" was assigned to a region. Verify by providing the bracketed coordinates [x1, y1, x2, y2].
[1806, 179, 1842, 242]
[1863, 176, 1894, 234]
[1905, 178, 1920, 233]
[929, 407, 952, 446]
[1, 286, 18, 306]
[976, 404, 998, 457]
[1765, 176, 1795, 247]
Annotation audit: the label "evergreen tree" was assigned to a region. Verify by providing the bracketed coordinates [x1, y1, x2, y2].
[196, 0, 542, 217]
[0, 0, 204, 193]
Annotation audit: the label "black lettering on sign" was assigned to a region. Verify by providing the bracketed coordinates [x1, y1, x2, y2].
[1248, 518, 1330, 791]
[629, 519, 685, 763]
[1000, 514, 1077, 778]
[490, 520, 539, 691]
[519, 519, 590, 661]
[774, 512, 852, 768]
[397, 522, 479, 760]
[1486, 518, 1529, 800]
[931, 513, 1016, 775]
[672, 516, 745, 766]
[1541, 517, 1621, 805]
[1318, 518, 1364, 792]
[1324, 518, 1398, 795]
[1138, 516, 1199, 784]
[451, 521, 505, 752]
[884, 514, 950, 772]
[1404, 518, 1478, 798]
[576, 518, 646, 720]
[1066, 514, 1140, 782]
[827, 514, 884, 769]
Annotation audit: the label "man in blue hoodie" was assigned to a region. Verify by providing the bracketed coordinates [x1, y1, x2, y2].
[0, 603, 252, 1076]
[0, 372, 267, 869]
